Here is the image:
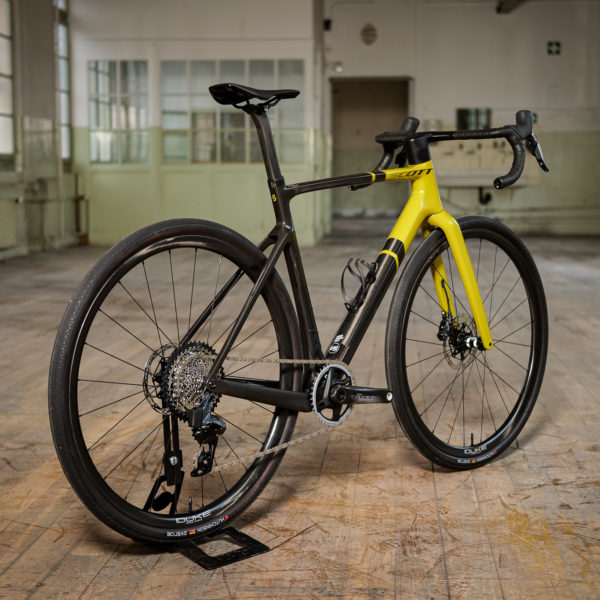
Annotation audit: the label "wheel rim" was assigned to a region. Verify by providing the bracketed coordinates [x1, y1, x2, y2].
[402, 229, 543, 458]
[68, 235, 295, 531]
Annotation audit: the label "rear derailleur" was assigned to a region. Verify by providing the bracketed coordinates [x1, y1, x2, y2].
[190, 402, 226, 477]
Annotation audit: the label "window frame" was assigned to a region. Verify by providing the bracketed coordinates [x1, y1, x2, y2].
[55, 0, 72, 168]
[88, 59, 150, 165]
[0, 0, 15, 169]
[160, 58, 305, 165]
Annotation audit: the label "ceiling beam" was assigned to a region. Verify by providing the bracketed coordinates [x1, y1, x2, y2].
[497, 0, 528, 14]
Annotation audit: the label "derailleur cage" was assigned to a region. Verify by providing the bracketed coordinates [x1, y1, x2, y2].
[190, 402, 226, 477]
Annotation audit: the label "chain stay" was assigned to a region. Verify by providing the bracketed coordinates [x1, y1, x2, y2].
[192, 354, 352, 473]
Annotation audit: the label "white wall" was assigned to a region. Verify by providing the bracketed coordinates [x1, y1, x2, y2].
[323, 0, 600, 131]
[321, 0, 600, 234]
[68, 0, 331, 247]
[70, 0, 317, 129]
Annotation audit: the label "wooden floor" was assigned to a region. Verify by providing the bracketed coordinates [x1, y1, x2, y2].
[1, 226, 599, 599]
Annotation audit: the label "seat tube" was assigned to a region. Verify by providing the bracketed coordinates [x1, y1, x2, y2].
[247, 109, 283, 184]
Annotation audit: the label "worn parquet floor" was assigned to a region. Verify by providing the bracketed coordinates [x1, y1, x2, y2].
[0, 224, 598, 599]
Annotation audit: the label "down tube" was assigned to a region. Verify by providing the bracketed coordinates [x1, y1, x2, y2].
[324, 240, 404, 363]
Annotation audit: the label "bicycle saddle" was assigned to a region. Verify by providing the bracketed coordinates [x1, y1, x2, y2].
[209, 83, 299, 106]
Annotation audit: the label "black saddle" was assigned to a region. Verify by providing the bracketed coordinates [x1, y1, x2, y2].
[209, 83, 299, 107]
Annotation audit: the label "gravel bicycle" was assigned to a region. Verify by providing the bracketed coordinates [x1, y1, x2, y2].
[49, 82, 549, 544]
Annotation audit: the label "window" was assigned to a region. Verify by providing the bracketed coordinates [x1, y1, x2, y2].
[88, 60, 149, 163]
[0, 0, 13, 162]
[55, 0, 71, 162]
[161, 59, 304, 164]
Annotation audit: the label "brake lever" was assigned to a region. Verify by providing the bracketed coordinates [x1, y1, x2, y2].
[526, 131, 550, 172]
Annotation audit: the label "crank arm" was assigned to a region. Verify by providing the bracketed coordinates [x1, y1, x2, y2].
[337, 386, 393, 405]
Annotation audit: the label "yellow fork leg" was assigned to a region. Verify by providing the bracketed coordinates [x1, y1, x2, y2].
[422, 225, 456, 319]
[427, 211, 493, 350]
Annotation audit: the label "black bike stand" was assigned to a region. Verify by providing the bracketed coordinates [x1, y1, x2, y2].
[177, 527, 270, 570]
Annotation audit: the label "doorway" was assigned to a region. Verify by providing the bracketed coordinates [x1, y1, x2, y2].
[331, 78, 410, 218]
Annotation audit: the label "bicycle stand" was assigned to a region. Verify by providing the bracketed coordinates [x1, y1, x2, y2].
[176, 527, 270, 570]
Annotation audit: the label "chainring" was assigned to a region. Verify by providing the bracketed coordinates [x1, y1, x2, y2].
[311, 364, 353, 426]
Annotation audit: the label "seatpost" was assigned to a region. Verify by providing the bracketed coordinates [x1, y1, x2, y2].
[245, 108, 284, 186]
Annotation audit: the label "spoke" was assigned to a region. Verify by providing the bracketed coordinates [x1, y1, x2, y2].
[487, 246, 499, 318]
[87, 397, 147, 452]
[220, 435, 249, 471]
[103, 420, 162, 482]
[482, 354, 511, 417]
[406, 337, 441, 347]
[410, 309, 440, 329]
[78, 378, 142, 387]
[488, 276, 522, 327]
[119, 279, 175, 349]
[188, 249, 198, 331]
[212, 314, 236, 346]
[225, 348, 279, 376]
[474, 357, 497, 437]
[207, 255, 223, 346]
[212, 457, 229, 493]
[446, 247, 459, 319]
[431, 366, 463, 433]
[410, 356, 447, 394]
[84, 342, 146, 373]
[187, 267, 245, 345]
[482, 253, 512, 310]
[97, 309, 157, 354]
[419, 283, 444, 311]
[169, 251, 181, 344]
[231, 320, 274, 352]
[490, 297, 529, 331]
[475, 354, 521, 399]
[493, 344, 528, 372]
[494, 319, 532, 343]
[221, 416, 264, 444]
[477, 355, 486, 443]
[141, 262, 173, 349]
[248, 401, 275, 414]
[494, 338, 530, 348]
[124, 422, 162, 501]
[447, 358, 476, 444]
[421, 364, 462, 416]
[431, 262, 471, 318]
[406, 350, 447, 369]
[79, 389, 144, 417]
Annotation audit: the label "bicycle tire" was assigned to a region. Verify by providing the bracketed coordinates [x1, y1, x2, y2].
[385, 216, 548, 469]
[49, 218, 302, 543]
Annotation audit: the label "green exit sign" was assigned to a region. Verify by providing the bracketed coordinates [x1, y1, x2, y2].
[547, 41, 561, 55]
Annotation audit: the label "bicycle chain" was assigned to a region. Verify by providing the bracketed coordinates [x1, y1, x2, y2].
[193, 354, 353, 474]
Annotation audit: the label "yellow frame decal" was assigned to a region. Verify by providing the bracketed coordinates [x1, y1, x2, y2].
[381, 161, 493, 350]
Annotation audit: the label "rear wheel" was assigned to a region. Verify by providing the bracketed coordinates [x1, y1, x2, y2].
[386, 217, 548, 468]
[49, 219, 301, 542]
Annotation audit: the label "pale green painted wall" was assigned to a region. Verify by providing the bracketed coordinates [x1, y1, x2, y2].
[433, 131, 600, 236]
[73, 127, 599, 245]
[74, 127, 332, 248]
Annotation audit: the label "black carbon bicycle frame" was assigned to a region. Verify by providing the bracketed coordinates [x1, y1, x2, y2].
[197, 108, 409, 413]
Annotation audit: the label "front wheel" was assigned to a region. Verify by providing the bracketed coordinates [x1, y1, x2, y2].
[49, 219, 301, 543]
[386, 217, 548, 469]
